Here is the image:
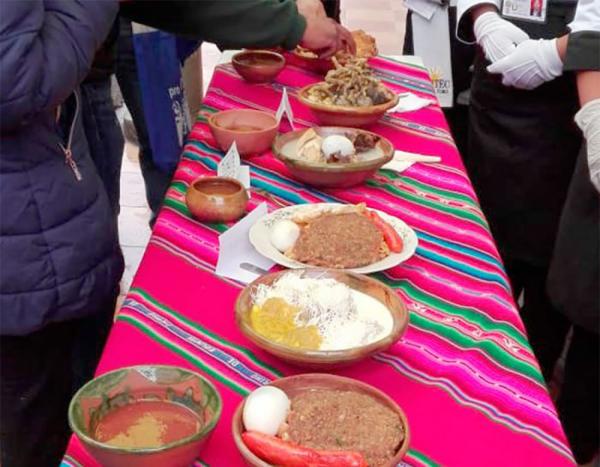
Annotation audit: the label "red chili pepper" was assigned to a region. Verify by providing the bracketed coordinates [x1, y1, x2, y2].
[365, 210, 404, 253]
[242, 431, 367, 467]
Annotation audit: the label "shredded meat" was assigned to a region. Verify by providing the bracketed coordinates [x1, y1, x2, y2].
[289, 212, 385, 268]
[281, 389, 404, 467]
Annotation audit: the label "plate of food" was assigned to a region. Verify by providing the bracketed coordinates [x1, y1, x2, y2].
[272, 127, 394, 188]
[297, 57, 398, 127]
[232, 374, 410, 467]
[249, 203, 418, 273]
[235, 268, 409, 368]
[291, 30, 378, 73]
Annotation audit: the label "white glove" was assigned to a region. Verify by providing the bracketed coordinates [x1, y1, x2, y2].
[474, 11, 530, 62]
[575, 98, 600, 193]
[487, 38, 563, 89]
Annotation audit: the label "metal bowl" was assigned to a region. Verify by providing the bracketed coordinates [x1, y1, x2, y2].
[68, 365, 222, 467]
[235, 269, 409, 369]
[272, 126, 394, 188]
[231, 373, 411, 467]
[297, 84, 399, 128]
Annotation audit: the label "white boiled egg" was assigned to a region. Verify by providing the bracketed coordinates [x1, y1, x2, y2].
[270, 220, 300, 253]
[321, 135, 355, 160]
[243, 386, 290, 436]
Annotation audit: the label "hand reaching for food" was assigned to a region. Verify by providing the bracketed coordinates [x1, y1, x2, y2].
[296, 0, 327, 19]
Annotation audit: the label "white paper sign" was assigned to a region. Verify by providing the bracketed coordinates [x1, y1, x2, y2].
[276, 87, 295, 130]
[387, 93, 437, 113]
[215, 203, 275, 284]
[218, 141, 241, 179]
[217, 141, 251, 189]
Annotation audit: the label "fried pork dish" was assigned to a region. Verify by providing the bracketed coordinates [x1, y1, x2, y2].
[280, 389, 404, 467]
[306, 58, 395, 107]
[289, 210, 387, 269]
[296, 30, 378, 60]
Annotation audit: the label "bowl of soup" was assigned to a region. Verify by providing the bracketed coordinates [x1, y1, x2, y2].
[208, 109, 279, 157]
[232, 50, 285, 83]
[68, 365, 222, 467]
[185, 176, 249, 223]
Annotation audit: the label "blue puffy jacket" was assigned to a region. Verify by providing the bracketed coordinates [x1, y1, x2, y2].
[0, 1, 124, 335]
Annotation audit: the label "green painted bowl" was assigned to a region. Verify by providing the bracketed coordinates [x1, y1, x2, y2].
[68, 365, 222, 467]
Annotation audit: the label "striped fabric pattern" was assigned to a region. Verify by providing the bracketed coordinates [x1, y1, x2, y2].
[63, 55, 574, 467]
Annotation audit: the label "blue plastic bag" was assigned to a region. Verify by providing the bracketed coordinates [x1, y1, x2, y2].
[131, 24, 192, 172]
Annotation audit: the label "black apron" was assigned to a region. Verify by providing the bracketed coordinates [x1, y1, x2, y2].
[467, 0, 582, 267]
[547, 145, 599, 332]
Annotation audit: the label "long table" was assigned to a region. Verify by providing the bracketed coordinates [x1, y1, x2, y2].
[62, 55, 575, 467]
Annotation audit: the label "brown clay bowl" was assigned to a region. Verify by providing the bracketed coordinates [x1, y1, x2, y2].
[232, 50, 285, 83]
[235, 269, 409, 369]
[287, 50, 334, 74]
[186, 176, 249, 223]
[273, 126, 394, 188]
[68, 365, 222, 467]
[297, 84, 399, 128]
[232, 373, 411, 467]
[208, 109, 279, 157]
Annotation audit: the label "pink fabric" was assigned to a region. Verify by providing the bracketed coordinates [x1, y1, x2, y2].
[62, 57, 574, 467]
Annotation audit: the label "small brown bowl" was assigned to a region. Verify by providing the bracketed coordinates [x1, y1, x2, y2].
[287, 50, 334, 74]
[232, 50, 285, 83]
[235, 269, 409, 369]
[232, 373, 411, 467]
[297, 84, 399, 128]
[208, 109, 279, 157]
[273, 126, 394, 188]
[186, 176, 248, 223]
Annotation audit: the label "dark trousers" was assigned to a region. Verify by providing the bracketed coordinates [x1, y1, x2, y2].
[81, 78, 125, 220]
[0, 304, 116, 467]
[115, 18, 175, 225]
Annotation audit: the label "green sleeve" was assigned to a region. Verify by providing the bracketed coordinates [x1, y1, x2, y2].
[564, 31, 600, 72]
[120, 0, 307, 50]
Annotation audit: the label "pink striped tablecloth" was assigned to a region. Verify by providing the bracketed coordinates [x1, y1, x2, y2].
[63, 56, 574, 467]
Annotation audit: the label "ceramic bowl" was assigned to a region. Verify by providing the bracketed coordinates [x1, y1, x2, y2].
[232, 50, 285, 83]
[287, 50, 334, 74]
[186, 176, 249, 223]
[235, 268, 409, 369]
[208, 109, 279, 157]
[272, 126, 394, 188]
[68, 365, 222, 467]
[297, 84, 399, 127]
[231, 373, 411, 467]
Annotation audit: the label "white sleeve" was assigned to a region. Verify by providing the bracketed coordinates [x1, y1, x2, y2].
[456, 0, 501, 43]
[569, 0, 600, 33]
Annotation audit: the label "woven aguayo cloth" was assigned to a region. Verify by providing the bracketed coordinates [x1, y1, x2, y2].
[62, 55, 574, 467]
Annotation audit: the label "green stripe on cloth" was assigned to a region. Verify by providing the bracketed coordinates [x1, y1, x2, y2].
[379, 170, 480, 209]
[408, 448, 441, 467]
[131, 288, 283, 377]
[366, 179, 488, 228]
[118, 314, 250, 396]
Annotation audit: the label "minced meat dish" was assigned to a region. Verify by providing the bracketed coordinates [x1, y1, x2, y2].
[280, 389, 404, 467]
[289, 212, 386, 268]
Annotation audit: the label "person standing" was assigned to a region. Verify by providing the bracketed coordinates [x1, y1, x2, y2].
[456, 0, 581, 337]
[0, 1, 123, 466]
[489, 0, 599, 462]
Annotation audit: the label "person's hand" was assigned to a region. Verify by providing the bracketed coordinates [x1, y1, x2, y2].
[487, 38, 563, 89]
[296, 0, 327, 19]
[336, 24, 356, 55]
[474, 11, 530, 62]
[575, 98, 600, 192]
[300, 16, 341, 58]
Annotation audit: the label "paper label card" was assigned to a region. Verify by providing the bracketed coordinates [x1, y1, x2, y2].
[276, 87, 295, 130]
[215, 203, 275, 284]
[218, 141, 241, 179]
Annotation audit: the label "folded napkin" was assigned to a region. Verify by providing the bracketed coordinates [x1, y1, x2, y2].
[382, 150, 442, 173]
[388, 92, 437, 113]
